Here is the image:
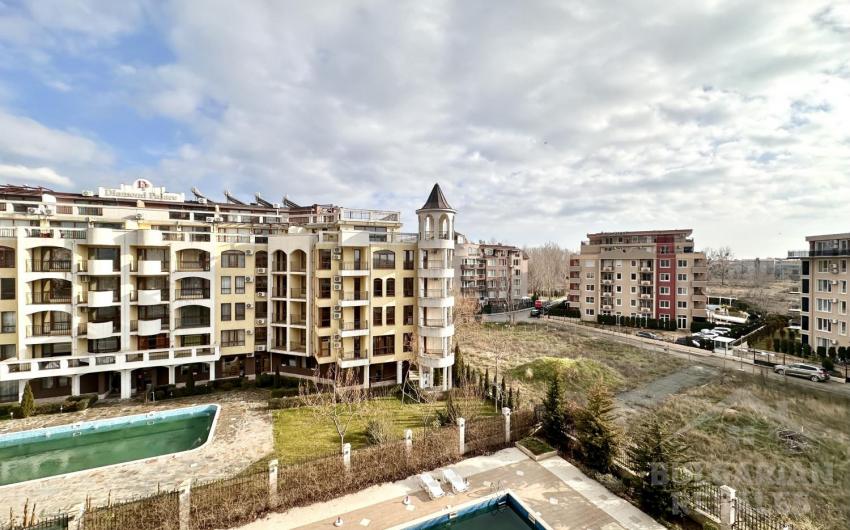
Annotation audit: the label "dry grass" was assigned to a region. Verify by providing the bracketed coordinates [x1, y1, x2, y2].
[640, 372, 850, 530]
[707, 279, 797, 315]
[457, 322, 687, 404]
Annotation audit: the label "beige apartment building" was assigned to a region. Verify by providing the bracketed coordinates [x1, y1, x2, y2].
[454, 234, 529, 308]
[0, 181, 456, 403]
[568, 230, 708, 329]
[789, 233, 850, 351]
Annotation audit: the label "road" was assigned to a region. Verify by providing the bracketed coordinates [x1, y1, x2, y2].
[526, 315, 850, 399]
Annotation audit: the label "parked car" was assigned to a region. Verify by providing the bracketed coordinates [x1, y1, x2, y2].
[529, 308, 541, 318]
[636, 331, 662, 340]
[773, 363, 830, 382]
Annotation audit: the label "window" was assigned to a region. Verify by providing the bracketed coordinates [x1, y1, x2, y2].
[403, 333, 413, 352]
[678, 259, 688, 268]
[585, 296, 594, 303]
[585, 272, 595, 279]
[0, 247, 13, 268]
[221, 251, 245, 268]
[677, 301, 688, 308]
[616, 299, 622, 306]
[0, 279, 14, 300]
[318, 336, 330, 356]
[659, 287, 670, 295]
[615, 285, 622, 293]
[319, 278, 331, 298]
[660, 259, 670, 268]
[221, 329, 245, 347]
[630, 300, 637, 307]
[585, 284, 595, 292]
[842, 301, 847, 315]
[818, 260, 829, 273]
[659, 300, 670, 309]
[842, 321, 848, 336]
[319, 307, 331, 327]
[403, 250, 414, 270]
[221, 276, 231, 295]
[235, 303, 245, 321]
[221, 303, 232, 321]
[373, 335, 394, 355]
[677, 273, 688, 281]
[373, 250, 395, 269]
[616, 273, 622, 280]
[373, 278, 383, 297]
[0, 312, 14, 333]
[318, 249, 332, 270]
[373, 307, 383, 326]
[817, 279, 832, 292]
[842, 281, 848, 294]
[404, 305, 414, 325]
[816, 317, 832, 332]
[816, 298, 833, 312]
[585, 308, 595, 316]
[403, 277, 414, 297]
[386, 306, 395, 325]
[677, 287, 688, 295]
[659, 273, 670, 282]
[386, 278, 396, 296]
[235, 276, 246, 294]
[630, 273, 637, 281]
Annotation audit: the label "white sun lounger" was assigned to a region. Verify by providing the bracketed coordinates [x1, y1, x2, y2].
[419, 472, 445, 499]
[442, 468, 470, 494]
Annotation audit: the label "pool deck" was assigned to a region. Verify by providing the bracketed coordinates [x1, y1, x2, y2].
[0, 390, 273, 519]
[241, 448, 664, 530]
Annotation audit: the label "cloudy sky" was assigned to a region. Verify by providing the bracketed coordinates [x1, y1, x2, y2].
[0, 0, 848, 257]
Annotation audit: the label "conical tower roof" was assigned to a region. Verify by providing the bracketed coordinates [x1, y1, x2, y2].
[418, 183, 454, 211]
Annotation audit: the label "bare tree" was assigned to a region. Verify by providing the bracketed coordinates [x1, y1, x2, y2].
[706, 246, 735, 286]
[299, 365, 371, 451]
[525, 242, 571, 297]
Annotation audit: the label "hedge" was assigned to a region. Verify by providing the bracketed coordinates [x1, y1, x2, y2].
[596, 314, 678, 331]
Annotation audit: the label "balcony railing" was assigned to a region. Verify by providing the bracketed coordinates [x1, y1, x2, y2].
[341, 291, 368, 302]
[27, 322, 72, 337]
[130, 288, 170, 301]
[420, 260, 449, 270]
[422, 231, 451, 241]
[341, 261, 369, 271]
[420, 318, 453, 328]
[221, 339, 246, 348]
[290, 315, 307, 326]
[130, 318, 168, 332]
[290, 288, 307, 299]
[176, 288, 210, 300]
[27, 292, 72, 304]
[341, 349, 368, 361]
[1, 325, 15, 334]
[175, 317, 211, 329]
[26, 260, 72, 272]
[373, 347, 394, 356]
[789, 249, 850, 258]
[341, 321, 369, 331]
[176, 260, 210, 272]
[78, 289, 120, 304]
[420, 289, 448, 298]
[79, 320, 121, 335]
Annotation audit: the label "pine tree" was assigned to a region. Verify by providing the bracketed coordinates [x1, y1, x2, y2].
[515, 388, 521, 411]
[500, 376, 507, 402]
[454, 343, 464, 387]
[627, 415, 691, 519]
[576, 383, 619, 473]
[465, 364, 471, 385]
[20, 381, 35, 418]
[186, 369, 196, 392]
[508, 387, 514, 411]
[541, 377, 565, 446]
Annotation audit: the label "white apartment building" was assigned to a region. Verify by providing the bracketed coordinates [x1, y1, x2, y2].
[0, 181, 456, 402]
[454, 234, 529, 308]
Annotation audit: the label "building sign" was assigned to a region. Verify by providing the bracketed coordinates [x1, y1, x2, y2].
[98, 181, 185, 202]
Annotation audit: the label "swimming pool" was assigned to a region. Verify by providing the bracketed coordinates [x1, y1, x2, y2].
[396, 492, 552, 530]
[0, 404, 219, 487]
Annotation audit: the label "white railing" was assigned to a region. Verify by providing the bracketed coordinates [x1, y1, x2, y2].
[0, 345, 220, 381]
[339, 208, 400, 223]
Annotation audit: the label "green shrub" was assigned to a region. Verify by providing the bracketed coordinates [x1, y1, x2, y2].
[267, 396, 301, 410]
[0, 403, 23, 420]
[20, 382, 34, 418]
[822, 357, 835, 372]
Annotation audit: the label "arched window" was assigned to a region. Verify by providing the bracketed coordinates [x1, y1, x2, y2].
[255, 251, 268, 269]
[0, 246, 14, 268]
[373, 250, 395, 269]
[439, 215, 450, 239]
[373, 278, 383, 297]
[221, 250, 245, 268]
[273, 250, 287, 272]
[386, 278, 395, 296]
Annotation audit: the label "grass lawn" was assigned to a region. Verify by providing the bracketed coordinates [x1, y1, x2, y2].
[272, 395, 497, 464]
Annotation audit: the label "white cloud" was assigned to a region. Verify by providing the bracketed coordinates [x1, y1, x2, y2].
[0, 110, 112, 167]
[0, 164, 72, 186]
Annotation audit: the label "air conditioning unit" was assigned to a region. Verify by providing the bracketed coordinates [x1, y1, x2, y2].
[245, 276, 253, 283]
[333, 276, 342, 285]
[43, 207, 54, 216]
[27, 207, 39, 215]
[832, 318, 839, 324]
[256, 344, 266, 352]
[257, 291, 267, 298]
[332, 247, 342, 259]
[198, 198, 208, 205]
[246, 249, 254, 256]
[332, 334, 341, 342]
[82, 190, 94, 197]
[832, 280, 839, 285]
[134, 213, 144, 220]
[333, 305, 341, 312]
[256, 267, 267, 274]
[247, 303, 254, 309]
[333, 284, 342, 291]
[246, 329, 253, 335]
[256, 318, 267, 325]
[205, 216, 224, 223]
[332, 311, 342, 320]
[332, 341, 342, 349]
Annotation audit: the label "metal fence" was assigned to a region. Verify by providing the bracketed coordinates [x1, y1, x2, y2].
[683, 481, 722, 520]
[82, 490, 180, 530]
[734, 499, 794, 530]
[7, 514, 69, 530]
[190, 471, 269, 530]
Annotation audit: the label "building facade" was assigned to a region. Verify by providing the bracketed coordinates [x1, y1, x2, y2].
[789, 233, 850, 350]
[454, 234, 529, 307]
[0, 181, 456, 403]
[568, 230, 708, 329]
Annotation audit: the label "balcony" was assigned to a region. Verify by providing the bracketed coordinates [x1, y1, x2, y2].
[131, 318, 168, 336]
[422, 231, 451, 241]
[340, 262, 369, 274]
[136, 288, 169, 305]
[80, 320, 120, 339]
[340, 291, 369, 306]
[176, 288, 210, 300]
[134, 260, 169, 275]
[788, 249, 850, 258]
[175, 317, 211, 329]
[27, 260, 72, 273]
[419, 317, 453, 328]
[290, 315, 307, 326]
[176, 260, 210, 272]
[27, 322, 72, 337]
[27, 292, 72, 305]
[339, 349, 369, 367]
[640, 280, 652, 286]
[82, 259, 119, 275]
[290, 288, 307, 299]
[85, 289, 120, 307]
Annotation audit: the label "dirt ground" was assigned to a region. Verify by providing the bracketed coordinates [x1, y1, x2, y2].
[706, 279, 797, 315]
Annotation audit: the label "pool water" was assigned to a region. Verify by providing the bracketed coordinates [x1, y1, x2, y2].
[0, 405, 218, 486]
[403, 494, 544, 530]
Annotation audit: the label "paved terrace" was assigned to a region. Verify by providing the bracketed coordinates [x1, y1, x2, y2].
[242, 448, 663, 530]
[0, 390, 273, 518]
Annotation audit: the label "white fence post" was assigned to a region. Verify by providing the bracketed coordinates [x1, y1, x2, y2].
[342, 442, 351, 472]
[457, 417, 466, 455]
[720, 485, 736, 530]
[404, 428, 413, 458]
[178, 479, 192, 530]
[268, 459, 279, 508]
[72, 503, 85, 530]
[502, 407, 512, 444]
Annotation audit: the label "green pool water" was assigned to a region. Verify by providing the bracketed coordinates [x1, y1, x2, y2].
[0, 406, 217, 486]
[427, 504, 534, 529]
